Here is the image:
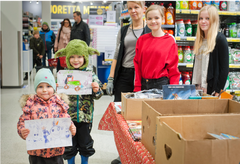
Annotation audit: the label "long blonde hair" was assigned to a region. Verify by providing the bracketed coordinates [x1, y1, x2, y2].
[194, 5, 219, 55]
[127, 1, 145, 9]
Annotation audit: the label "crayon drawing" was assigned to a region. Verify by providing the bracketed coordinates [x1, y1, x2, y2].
[57, 70, 92, 95]
[25, 118, 72, 150]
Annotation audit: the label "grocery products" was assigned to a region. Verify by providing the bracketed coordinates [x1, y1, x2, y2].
[180, 1, 189, 9]
[160, 3, 166, 25]
[197, 1, 203, 10]
[227, 1, 235, 11]
[177, 19, 185, 37]
[219, 1, 227, 11]
[166, 3, 175, 25]
[184, 19, 192, 36]
[203, 1, 211, 6]
[178, 46, 184, 63]
[231, 48, 240, 64]
[181, 71, 191, 84]
[211, 1, 220, 10]
[192, 20, 198, 36]
[229, 72, 240, 89]
[184, 46, 192, 63]
[168, 30, 174, 35]
[176, 1, 180, 9]
[237, 23, 240, 38]
[189, 1, 198, 10]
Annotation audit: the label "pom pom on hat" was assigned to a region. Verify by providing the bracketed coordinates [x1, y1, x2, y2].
[34, 68, 56, 92]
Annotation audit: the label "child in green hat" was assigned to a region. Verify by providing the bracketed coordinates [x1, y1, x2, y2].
[55, 39, 103, 164]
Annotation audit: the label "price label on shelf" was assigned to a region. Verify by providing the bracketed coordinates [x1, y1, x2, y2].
[175, 37, 181, 40]
[230, 64, 240, 68]
[186, 37, 195, 41]
[221, 12, 236, 15]
[181, 10, 190, 14]
[191, 10, 199, 14]
[176, 9, 180, 14]
[186, 64, 193, 68]
[236, 12, 240, 15]
[235, 91, 240, 94]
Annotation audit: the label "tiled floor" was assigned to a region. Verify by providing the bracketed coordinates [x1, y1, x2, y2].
[1, 72, 118, 164]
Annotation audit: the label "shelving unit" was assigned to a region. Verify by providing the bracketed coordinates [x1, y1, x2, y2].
[22, 12, 34, 42]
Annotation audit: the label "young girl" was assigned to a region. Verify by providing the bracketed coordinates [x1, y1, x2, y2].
[17, 68, 76, 164]
[192, 5, 229, 96]
[134, 5, 180, 92]
[55, 39, 103, 164]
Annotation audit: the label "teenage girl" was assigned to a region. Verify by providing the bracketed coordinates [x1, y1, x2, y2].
[134, 5, 180, 92]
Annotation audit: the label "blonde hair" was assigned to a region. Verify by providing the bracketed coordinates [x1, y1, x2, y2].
[145, 5, 164, 20]
[194, 5, 219, 55]
[127, 1, 145, 9]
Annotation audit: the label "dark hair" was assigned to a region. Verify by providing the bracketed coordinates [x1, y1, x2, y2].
[58, 18, 72, 43]
[73, 11, 82, 18]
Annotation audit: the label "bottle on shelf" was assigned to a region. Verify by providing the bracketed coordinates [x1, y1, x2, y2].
[184, 46, 192, 63]
[224, 23, 229, 37]
[181, 71, 191, 85]
[166, 3, 175, 25]
[203, 1, 211, 6]
[184, 19, 192, 36]
[227, 1, 235, 11]
[232, 23, 237, 38]
[189, 1, 198, 10]
[219, 1, 227, 11]
[176, 1, 180, 9]
[192, 20, 198, 36]
[160, 3, 166, 25]
[191, 46, 195, 62]
[235, 0, 240, 11]
[178, 46, 184, 63]
[177, 19, 185, 37]
[237, 23, 240, 38]
[197, 1, 203, 10]
[180, 1, 189, 9]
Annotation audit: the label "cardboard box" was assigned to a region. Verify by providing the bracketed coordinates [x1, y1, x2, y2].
[142, 99, 240, 159]
[155, 114, 240, 164]
[121, 93, 159, 120]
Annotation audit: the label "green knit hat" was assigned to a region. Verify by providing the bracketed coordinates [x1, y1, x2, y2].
[34, 68, 56, 92]
[42, 22, 49, 27]
[55, 39, 100, 70]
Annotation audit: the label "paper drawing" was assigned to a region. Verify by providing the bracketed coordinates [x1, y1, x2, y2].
[25, 118, 72, 150]
[57, 70, 92, 95]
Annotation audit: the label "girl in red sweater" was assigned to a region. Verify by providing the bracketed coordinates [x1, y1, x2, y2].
[133, 5, 180, 92]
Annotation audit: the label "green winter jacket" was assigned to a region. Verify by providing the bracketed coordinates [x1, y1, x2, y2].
[68, 68, 103, 123]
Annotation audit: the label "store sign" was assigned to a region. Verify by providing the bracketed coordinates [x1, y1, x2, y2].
[51, 1, 110, 19]
[89, 15, 104, 26]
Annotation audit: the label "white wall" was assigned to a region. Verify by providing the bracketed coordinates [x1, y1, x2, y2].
[1, 1, 23, 87]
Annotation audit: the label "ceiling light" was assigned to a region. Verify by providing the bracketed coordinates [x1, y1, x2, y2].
[90, 2, 93, 5]
[36, 1, 39, 4]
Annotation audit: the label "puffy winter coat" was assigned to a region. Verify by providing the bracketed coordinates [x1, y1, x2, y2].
[17, 93, 71, 158]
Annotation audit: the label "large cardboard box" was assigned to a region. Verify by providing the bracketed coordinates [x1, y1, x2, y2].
[121, 93, 159, 120]
[142, 99, 240, 159]
[155, 114, 240, 164]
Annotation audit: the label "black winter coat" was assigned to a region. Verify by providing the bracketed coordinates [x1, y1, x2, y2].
[29, 37, 45, 59]
[70, 20, 90, 46]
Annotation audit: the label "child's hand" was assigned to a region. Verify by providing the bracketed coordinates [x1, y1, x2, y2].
[92, 82, 99, 93]
[69, 124, 76, 136]
[39, 55, 43, 59]
[21, 128, 30, 140]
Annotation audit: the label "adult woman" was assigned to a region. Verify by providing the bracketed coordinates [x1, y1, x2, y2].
[192, 5, 229, 96]
[106, 1, 151, 102]
[134, 5, 180, 92]
[54, 18, 71, 52]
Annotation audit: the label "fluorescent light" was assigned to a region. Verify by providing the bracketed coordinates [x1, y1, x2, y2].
[90, 2, 93, 5]
[36, 1, 39, 4]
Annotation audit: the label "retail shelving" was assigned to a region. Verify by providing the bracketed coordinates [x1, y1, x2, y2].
[176, 9, 240, 16]
[22, 12, 34, 41]
[175, 36, 240, 42]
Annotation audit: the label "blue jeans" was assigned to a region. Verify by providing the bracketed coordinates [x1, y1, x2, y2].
[42, 49, 52, 66]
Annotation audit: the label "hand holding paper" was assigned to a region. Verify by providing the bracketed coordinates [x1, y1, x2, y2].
[92, 82, 99, 93]
[21, 128, 30, 140]
[69, 124, 76, 136]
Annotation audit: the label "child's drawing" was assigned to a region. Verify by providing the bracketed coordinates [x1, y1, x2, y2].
[57, 70, 92, 95]
[25, 118, 72, 150]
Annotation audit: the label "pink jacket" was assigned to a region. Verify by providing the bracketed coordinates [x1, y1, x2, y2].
[17, 93, 71, 158]
[54, 26, 71, 51]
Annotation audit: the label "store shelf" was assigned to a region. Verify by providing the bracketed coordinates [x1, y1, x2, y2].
[178, 63, 193, 67]
[162, 25, 175, 28]
[226, 90, 240, 94]
[229, 64, 240, 68]
[176, 9, 240, 16]
[175, 37, 240, 42]
[120, 15, 130, 20]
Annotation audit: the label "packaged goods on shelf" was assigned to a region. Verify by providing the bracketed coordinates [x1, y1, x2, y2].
[162, 84, 196, 99]
[211, 1, 219, 10]
[229, 72, 240, 89]
[231, 48, 240, 64]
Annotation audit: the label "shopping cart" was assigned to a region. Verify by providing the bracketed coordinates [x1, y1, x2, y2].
[58, 56, 67, 68]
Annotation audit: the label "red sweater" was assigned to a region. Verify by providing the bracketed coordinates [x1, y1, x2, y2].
[134, 33, 180, 92]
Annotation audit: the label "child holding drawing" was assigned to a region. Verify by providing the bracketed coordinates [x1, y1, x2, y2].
[17, 68, 76, 164]
[55, 39, 103, 164]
